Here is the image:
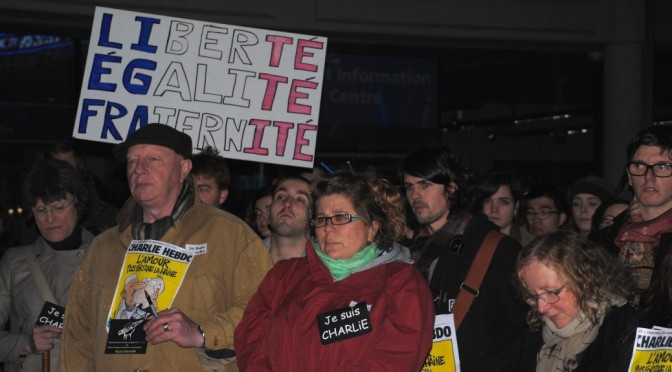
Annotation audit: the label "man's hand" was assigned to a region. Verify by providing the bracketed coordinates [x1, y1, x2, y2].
[143, 308, 204, 348]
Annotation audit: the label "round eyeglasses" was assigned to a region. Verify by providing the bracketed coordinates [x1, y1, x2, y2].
[311, 214, 363, 228]
[528, 284, 566, 305]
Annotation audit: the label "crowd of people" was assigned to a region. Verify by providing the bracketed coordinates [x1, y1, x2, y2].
[1, 123, 672, 371]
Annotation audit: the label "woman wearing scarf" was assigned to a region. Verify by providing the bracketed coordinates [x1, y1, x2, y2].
[235, 170, 435, 371]
[0, 159, 93, 372]
[515, 230, 636, 372]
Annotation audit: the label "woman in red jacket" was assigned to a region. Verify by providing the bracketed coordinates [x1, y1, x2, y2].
[235, 170, 435, 371]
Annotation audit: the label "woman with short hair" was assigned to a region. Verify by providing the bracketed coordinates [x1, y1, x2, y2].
[235, 170, 435, 371]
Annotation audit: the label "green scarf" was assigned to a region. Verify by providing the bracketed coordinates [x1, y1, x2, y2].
[314, 242, 378, 281]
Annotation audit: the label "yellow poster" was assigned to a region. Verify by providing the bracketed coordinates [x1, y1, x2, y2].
[628, 327, 672, 372]
[107, 240, 196, 325]
[422, 314, 461, 372]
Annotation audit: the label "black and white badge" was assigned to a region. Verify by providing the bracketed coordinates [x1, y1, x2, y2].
[316, 301, 372, 345]
[36, 301, 65, 328]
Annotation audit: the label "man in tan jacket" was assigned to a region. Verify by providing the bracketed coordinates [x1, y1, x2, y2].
[60, 124, 272, 371]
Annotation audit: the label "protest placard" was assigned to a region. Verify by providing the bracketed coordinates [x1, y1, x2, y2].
[74, 7, 327, 168]
[104, 239, 198, 354]
[628, 327, 672, 372]
[423, 314, 461, 372]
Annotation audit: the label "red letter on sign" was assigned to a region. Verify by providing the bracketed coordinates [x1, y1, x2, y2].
[293, 123, 316, 161]
[244, 119, 271, 155]
[266, 35, 293, 67]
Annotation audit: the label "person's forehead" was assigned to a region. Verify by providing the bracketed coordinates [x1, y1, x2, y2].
[195, 175, 216, 186]
[572, 193, 600, 201]
[403, 173, 432, 183]
[527, 196, 556, 209]
[632, 145, 672, 160]
[127, 143, 176, 156]
[255, 195, 272, 207]
[276, 179, 311, 194]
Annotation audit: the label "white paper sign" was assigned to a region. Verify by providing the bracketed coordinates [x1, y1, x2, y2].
[423, 314, 461, 372]
[73, 7, 328, 168]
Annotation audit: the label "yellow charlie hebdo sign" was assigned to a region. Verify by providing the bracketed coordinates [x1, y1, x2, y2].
[108, 240, 196, 323]
[628, 327, 672, 372]
[423, 314, 461, 372]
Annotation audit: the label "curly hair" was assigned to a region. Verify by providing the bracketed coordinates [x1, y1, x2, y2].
[515, 230, 634, 330]
[22, 158, 89, 218]
[311, 170, 406, 248]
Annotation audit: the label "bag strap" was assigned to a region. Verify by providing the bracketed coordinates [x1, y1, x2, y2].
[23, 246, 58, 305]
[452, 230, 504, 330]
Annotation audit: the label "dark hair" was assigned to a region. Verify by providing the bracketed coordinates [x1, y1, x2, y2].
[22, 159, 89, 218]
[244, 184, 275, 234]
[590, 195, 630, 232]
[272, 175, 312, 198]
[312, 170, 406, 248]
[516, 230, 635, 330]
[626, 125, 672, 161]
[640, 251, 672, 328]
[191, 146, 230, 190]
[400, 144, 475, 216]
[473, 170, 524, 215]
[524, 183, 569, 214]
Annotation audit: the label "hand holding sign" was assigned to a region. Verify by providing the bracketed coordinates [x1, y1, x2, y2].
[143, 307, 204, 349]
[30, 325, 62, 353]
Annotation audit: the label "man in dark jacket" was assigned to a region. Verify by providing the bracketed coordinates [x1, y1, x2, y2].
[401, 144, 533, 371]
[590, 125, 672, 304]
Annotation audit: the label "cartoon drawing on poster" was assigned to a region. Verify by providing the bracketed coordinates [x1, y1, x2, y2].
[104, 239, 199, 354]
[423, 314, 461, 372]
[74, 7, 328, 168]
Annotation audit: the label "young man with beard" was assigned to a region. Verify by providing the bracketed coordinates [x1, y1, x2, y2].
[266, 176, 312, 263]
[401, 144, 533, 372]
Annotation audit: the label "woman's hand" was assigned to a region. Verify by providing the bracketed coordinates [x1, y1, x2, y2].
[27, 325, 62, 354]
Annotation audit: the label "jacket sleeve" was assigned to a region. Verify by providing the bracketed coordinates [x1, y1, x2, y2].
[363, 265, 435, 372]
[234, 262, 280, 372]
[197, 232, 273, 352]
[59, 243, 96, 371]
[0, 250, 31, 364]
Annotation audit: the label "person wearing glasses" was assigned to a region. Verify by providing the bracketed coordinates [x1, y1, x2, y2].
[235, 170, 435, 371]
[590, 125, 672, 304]
[0, 159, 93, 372]
[524, 184, 569, 237]
[400, 145, 533, 372]
[516, 230, 636, 372]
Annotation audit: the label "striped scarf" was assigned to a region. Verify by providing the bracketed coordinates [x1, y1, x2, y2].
[131, 181, 194, 240]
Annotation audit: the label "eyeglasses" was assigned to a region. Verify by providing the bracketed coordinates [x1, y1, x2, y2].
[526, 210, 560, 220]
[32, 200, 74, 217]
[311, 214, 363, 228]
[528, 284, 566, 305]
[627, 162, 672, 178]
